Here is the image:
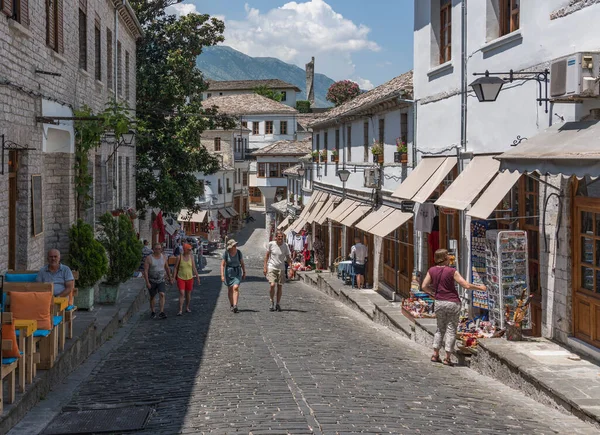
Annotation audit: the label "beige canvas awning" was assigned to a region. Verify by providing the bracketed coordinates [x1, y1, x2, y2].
[178, 209, 207, 223]
[314, 195, 340, 225]
[226, 207, 239, 217]
[355, 206, 395, 233]
[305, 192, 330, 224]
[340, 205, 372, 227]
[329, 199, 357, 223]
[219, 209, 232, 218]
[467, 170, 522, 219]
[392, 157, 457, 201]
[288, 191, 323, 233]
[277, 216, 290, 230]
[369, 209, 412, 238]
[435, 155, 500, 211]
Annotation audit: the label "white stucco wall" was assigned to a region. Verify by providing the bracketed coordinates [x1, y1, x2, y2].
[244, 115, 299, 149]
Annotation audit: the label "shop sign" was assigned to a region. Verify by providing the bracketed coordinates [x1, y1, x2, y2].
[440, 207, 458, 215]
[401, 201, 415, 213]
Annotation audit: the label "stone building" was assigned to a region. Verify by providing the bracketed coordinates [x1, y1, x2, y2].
[0, 0, 142, 270]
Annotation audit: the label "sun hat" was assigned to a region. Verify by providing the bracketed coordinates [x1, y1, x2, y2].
[183, 243, 192, 251]
[226, 239, 238, 249]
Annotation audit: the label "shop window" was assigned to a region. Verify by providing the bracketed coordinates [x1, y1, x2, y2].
[265, 121, 274, 135]
[258, 163, 266, 178]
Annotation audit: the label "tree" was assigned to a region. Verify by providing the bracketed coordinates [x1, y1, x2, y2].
[253, 85, 283, 102]
[326, 80, 361, 107]
[130, 1, 236, 215]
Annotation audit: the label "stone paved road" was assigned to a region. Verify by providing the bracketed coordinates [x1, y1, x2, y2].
[40, 233, 599, 434]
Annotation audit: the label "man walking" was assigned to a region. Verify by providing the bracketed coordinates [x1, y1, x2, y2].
[350, 236, 368, 289]
[264, 230, 292, 312]
[144, 243, 173, 319]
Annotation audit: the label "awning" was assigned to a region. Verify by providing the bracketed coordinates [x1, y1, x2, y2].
[340, 204, 372, 227]
[355, 206, 395, 233]
[435, 155, 500, 211]
[219, 209, 231, 219]
[178, 209, 207, 223]
[497, 121, 600, 178]
[305, 192, 329, 225]
[369, 209, 412, 238]
[329, 199, 357, 223]
[314, 195, 340, 225]
[226, 207, 239, 217]
[277, 216, 290, 230]
[392, 157, 457, 202]
[332, 200, 360, 224]
[467, 170, 522, 219]
[288, 191, 323, 233]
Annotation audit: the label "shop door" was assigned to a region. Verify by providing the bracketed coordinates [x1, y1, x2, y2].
[8, 151, 17, 270]
[573, 199, 600, 348]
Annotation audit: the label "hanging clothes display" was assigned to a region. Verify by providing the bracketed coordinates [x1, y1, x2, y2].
[414, 202, 436, 233]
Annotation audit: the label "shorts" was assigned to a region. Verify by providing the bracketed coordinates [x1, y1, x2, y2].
[354, 263, 365, 276]
[266, 268, 285, 285]
[148, 281, 166, 298]
[177, 277, 194, 292]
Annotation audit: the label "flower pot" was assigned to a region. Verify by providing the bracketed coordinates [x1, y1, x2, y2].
[319, 156, 326, 162]
[331, 155, 339, 163]
[98, 283, 120, 305]
[73, 286, 95, 311]
[373, 154, 383, 164]
[312, 156, 318, 162]
[394, 152, 401, 163]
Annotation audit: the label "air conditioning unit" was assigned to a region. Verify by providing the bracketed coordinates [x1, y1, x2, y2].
[550, 52, 600, 98]
[364, 168, 378, 188]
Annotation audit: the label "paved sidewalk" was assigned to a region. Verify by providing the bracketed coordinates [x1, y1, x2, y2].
[300, 269, 600, 430]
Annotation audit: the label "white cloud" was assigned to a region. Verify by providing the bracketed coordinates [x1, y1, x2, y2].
[223, 0, 380, 82]
[356, 77, 375, 90]
[165, 3, 199, 17]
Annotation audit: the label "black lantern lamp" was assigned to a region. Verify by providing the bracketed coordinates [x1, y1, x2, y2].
[470, 72, 505, 102]
[337, 169, 351, 183]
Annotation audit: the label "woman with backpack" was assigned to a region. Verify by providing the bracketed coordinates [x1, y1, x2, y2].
[221, 239, 246, 313]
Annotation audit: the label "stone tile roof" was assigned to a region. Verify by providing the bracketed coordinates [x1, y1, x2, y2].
[207, 79, 302, 92]
[310, 71, 413, 128]
[205, 94, 298, 115]
[297, 113, 326, 132]
[269, 199, 289, 214]
[253, 138, 312, 156]
[283, 164, 302, 176]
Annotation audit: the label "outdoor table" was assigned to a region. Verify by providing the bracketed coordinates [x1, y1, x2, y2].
[338, 261, 353, 281]
[14, 319, 37, 386]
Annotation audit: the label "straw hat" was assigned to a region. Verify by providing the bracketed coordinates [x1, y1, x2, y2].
[226, 239, 238, 249]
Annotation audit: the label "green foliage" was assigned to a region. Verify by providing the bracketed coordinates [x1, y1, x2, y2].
[296, 100, 312, 113]
[74, 101, 132, 218]
[130, 1, 235, 214]
[253, 85, 282, 102]
[68, 220, 108, 288]
[326, 80, 361, 106]
[97, 213, 142, 286]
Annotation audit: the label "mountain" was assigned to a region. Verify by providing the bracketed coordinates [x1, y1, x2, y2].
[196, 46, 334, 108]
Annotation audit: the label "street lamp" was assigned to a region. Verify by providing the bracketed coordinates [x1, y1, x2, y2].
[297, 166, 306, 177]
[470, 72, 504, 103]
[337, 169, 351, 199]
[120, 130, 136, 146]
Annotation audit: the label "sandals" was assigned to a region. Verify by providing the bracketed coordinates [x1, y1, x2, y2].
[431, 355, 442, 363]
[443, 358, 454, 367]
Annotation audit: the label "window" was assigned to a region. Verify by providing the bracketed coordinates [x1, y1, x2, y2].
[79, 7, 87, 71]
[401, 113, 408, 144]
[214, 137, 221, 151]
[258, 163, 266, 178]
[324, 132, 328, 175]
[125, 51, 130, 100]
[46, 0, 62, 52]
[218, 179, 222, 194]
[226, 178, 231, 193]
[269, 163, 279, 178]
[94, 20, 101, 81]
[117, 41, 122, 96]
[363, 121, 369, 161]
[316, 133, 320, 153]
[206, 93, 212, 99]
[500, 0, 520, 36]
[280, 121, 288, 135]
[107, 28, 113, 89]
[440, 0, 452, 64]
[252, 122, 260, 135]
[378, 118, 385, 146]
[265, 121, 274, 135]
[347, 125, 352, 161]
[281, 91, 287, 102]
[242, 121, 248, 128]
[335, 129, 340, 166]
[5, 0, 29, 25]
[242, 171, 248, 186]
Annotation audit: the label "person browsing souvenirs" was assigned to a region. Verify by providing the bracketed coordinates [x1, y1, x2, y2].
[421, 249, 486, 366]
[221, 239, 246, 314]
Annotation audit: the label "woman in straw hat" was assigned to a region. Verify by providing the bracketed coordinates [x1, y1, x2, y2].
[221, 239, 246, 313]
[174, 243, 201, 316]
[421, 249, 486, 366]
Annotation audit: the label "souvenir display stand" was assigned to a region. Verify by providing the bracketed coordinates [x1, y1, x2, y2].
[403, 273, 435, 319]
[471, 221, 489, 310]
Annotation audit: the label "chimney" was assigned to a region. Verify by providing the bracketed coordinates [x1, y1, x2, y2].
[305, 57, 315, 105]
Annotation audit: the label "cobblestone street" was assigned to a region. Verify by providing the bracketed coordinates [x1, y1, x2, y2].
[29, 222, 597, 434]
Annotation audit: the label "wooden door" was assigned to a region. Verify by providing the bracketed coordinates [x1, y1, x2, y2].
[573, 198, 600, 348]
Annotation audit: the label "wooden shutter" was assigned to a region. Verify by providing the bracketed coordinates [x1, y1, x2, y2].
[46, 0, 55, 49]
[57, 0, 64, 54]
[21, 0, 29, 25]
[1, 0, 13, 18]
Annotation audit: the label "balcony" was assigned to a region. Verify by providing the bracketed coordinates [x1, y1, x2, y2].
[236, 148, 255, 161]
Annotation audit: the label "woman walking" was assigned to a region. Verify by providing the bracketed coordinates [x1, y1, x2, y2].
[313, 236, 325, 270]
[221, 239, 246, 313]
[174, 243, 201, 316]
[421, 249, 486, 366]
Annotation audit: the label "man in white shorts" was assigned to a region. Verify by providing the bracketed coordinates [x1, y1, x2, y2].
[264, 230, 293, 312]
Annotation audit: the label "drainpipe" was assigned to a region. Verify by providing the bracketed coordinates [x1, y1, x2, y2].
[113, 2, 121, 206]
[459, 0, 469, 299]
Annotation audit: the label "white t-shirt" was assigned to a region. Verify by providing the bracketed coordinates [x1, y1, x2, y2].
[267, 241, 291, 271]
[293, 235, 305, 251]
[351, 243, 368, 265]
[415, 202, 436, 233]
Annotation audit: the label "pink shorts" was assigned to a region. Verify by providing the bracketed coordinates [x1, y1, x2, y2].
[177, 278, 194, 292]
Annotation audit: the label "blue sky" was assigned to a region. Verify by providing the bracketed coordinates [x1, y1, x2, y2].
[166, 0, 414, 89]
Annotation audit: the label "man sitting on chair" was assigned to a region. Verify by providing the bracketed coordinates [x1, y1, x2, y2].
[37, 249, 75, 297]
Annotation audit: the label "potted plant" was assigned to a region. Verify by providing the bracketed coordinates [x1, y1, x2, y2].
[319, 149, 327, 162]
[311, 150, 319, 162]
[96, 213, 142, 304]
[289, 193, 294, 202]
[331, 149, 339, 163]
[297, 197, 303, 206]
[394, 138, 408, 163]
[371, 140, 384, 164]
[68, 220, 108, 310]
